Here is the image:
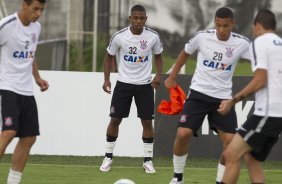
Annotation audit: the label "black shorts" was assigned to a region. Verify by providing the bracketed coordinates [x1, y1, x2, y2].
[238, 115, 282, 161]
[0, 90, 40, 137]
[178, 89, 237, 136]
[109, 81, 154, 120]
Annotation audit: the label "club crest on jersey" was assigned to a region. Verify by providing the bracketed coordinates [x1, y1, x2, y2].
[31, 33, 37, 44]
[140, 40, 147, 50]
[225, 47, 234, 58]
[4, 117, 13, 126]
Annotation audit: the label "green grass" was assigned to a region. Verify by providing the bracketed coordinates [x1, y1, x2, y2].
[1, 155, 282, 184]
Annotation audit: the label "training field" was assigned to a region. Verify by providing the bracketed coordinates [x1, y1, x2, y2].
[1, 155, 282, 184]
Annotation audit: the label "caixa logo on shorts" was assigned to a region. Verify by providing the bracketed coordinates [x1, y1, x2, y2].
[4, 116, 13, 126]
[13, 51, 34, 59]
[124, 55, 149, 63]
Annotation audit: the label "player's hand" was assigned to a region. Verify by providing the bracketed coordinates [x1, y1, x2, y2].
[151, 74, 161, 89]
[164, 76, 176, 89]
[217, 99, 234, 115]
[36, 78, 49, 92]
[103, 80, 111, 94]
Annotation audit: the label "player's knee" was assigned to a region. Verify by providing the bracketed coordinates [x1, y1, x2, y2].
[176, 128, 192, 142]
[110, 118, 122, 126]
[0, 130, 17, 142]
[223, 148, 238, 164]
[20, 136, 37, 147]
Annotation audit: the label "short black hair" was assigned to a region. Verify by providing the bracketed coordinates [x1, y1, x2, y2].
[131, 5, 146, 13]
[254, 9, 276, 30]
[215, 7, 234, 19]
[24, 0, 47, 5]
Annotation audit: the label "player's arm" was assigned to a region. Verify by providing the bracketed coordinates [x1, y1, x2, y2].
[103, 52, 115, 94]
[151, 54, 163, 88]
[32, 60, 49, 92]
[164, 50, 190, 88]
[218, 69, 267, 115]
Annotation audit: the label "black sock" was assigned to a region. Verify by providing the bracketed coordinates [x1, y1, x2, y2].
[105, 153, 113, 159]
[144, 157, 152, 162]
[173, 173, 183, 182]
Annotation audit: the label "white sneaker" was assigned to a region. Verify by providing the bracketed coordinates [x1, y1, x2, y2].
[100, 157, 112, 172]
[143, 160, 156, 173]
[169, 178, 183, 184]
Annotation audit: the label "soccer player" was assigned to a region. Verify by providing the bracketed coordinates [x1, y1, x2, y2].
[165, 7, 262, 184]
[218, 9, 282, 184]
[0, 0, 48, 183]
[100, 5, 163, 173]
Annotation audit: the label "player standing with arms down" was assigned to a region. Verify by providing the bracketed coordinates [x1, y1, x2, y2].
[0, 0, 49, 183]
[218, 9, 282, 184]
[165, 7, 263, 184]
[100, 5, 163, 173]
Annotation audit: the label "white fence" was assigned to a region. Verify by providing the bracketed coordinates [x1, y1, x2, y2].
[6, 71, 144, 157]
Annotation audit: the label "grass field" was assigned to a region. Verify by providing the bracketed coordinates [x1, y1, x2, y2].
[1, 155, 282, 184]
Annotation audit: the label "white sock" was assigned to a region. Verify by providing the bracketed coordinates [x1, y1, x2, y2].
[7, 168, 22, 184]
[144, 143, 153, 158]
[173, 153, 188, 174]
[216, 163, 225, 182]
[105, 141, 116, 154]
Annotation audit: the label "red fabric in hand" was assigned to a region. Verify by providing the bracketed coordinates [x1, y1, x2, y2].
[158, 84, 186, 115]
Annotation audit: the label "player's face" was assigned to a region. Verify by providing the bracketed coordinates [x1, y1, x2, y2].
[129, 11, 147, 34]
[214, 17, 234, 41]
[23, 0, 46, 23]
[252, 23, 260, 38]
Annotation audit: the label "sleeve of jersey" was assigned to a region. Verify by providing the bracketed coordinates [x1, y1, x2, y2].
[106, 35, 119, 56]
[250, 38, 268, 72]
[152, 36, 163, 55]
[241, 42, 251, 60]
[0, 24, 9, 46]
[184, 34, 200, 55]
[34, 23, 42, 52]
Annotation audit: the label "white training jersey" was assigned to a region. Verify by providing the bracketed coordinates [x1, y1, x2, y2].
[107, 26, 163, 85]
[184, 29, 250, 99]
[250, 33, 282, 117]
[0, 13, 41, 96]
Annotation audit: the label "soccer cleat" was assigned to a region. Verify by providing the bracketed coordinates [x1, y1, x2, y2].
[169, 178, 184, 184]
[100, 157, 113, 172]
[143, 160, 156, 173]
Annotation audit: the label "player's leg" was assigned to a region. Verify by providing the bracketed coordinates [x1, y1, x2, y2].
[221, 133, 251, 184]
[7, 95, 40, 184]
[237, 116, 282, 184]
[0, 90, 18, 158]
[216, 130, 234, 184]
[170, 127, 193, 184]
[0, 130, 17, 158]
[11, 136, 36, 171]
[134, 83, 155, 173]
[244, 153, 264, 183]
[208, 103, 237, 184]
[100, 118, 123, 172]
[170, 90, 208, 184]
[0, 90, 24, 184]
[100, 81, 132, 172]
[104, 117, 122, 158]
[141, 119, 155, 173]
